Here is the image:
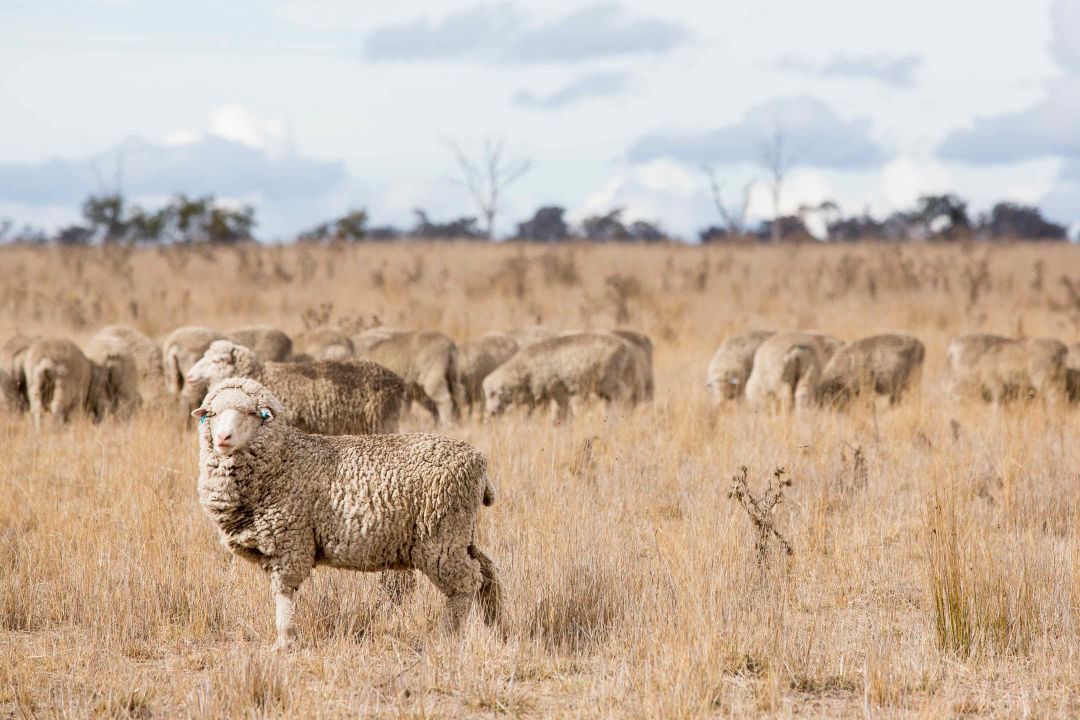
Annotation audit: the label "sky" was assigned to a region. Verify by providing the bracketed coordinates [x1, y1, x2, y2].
[1, 0, 1078, 240]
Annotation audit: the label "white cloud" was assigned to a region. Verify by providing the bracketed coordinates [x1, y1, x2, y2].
[878, 156, 954, 210]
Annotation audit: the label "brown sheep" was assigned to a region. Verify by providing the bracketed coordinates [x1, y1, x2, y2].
[947, 334, 1067, 404]
[809, 333, 925, 409]
[706, 331, 775, 403]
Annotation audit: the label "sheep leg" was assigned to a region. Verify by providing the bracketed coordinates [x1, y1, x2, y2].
[416, 536, 482, 633]
[267, 560, 310, 650]
[421, 373, 455, 424]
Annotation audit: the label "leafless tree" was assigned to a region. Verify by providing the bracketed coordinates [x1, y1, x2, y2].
[704, 165, 755, 237]
[446, 137, 531, 240]
[759, 127, 805, 243]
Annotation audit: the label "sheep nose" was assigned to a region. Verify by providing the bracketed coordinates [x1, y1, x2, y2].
[215, 431, 232, 444]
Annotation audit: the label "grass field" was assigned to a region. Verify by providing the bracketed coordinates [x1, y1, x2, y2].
[3, 241, 1080, 718]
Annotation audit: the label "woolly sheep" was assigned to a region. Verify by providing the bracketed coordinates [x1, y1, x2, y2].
[947, 334, 1067, 404]
[457, 332, 520, 416]
[192, 378, 502, 648]
[706, 330, 775, 403]
[294, 328, 354, 362]
[162, 326, 224, 400]
[1, 334, 37, 413]
[226, 325, 293, 362]
[808, 333, 925, 409]
[186, 340, 405, 434]
[83, 329, 143, 417]
[482, 332, 640, 421]
[507, 325, 558, 348]
[608, 328, 654, 401]
[353, 329, 464, 424]
[22, 338, 109, 426]
[87, 325, 164, 405]
[744, 332, 843, 411]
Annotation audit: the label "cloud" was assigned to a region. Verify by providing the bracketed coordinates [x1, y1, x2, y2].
[1051, 0, 1080, 71]
[513, 71, 631, 110]
[938, 76, 1080, 164]
[364, 2, 689, 64]
[628, 96, 887, 170]
[0, 108, 347, 237]
[775, 53, 922, 88]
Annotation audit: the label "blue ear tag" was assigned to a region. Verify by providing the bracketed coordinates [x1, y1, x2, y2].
[260, 409, 271, 421]
[199, 415, 207, 425]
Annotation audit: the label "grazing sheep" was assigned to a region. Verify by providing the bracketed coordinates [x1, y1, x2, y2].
[507, 325, 558, 348]
[294, 328, 354, 362]
[482, 332, 640, 420]
[744, 332, 843, 411]
[1, 334, 38, 413]
[162, 326, 224, 400]
[84, 329, 143, 417]
[353, 330, 464, 424]
[609, 328, 654, 401]
[947, 334, 1067, 404]
[186, 340, 405, 434]
[226, 325, 293, 362]
[87, 325, 165, 404]
[192, 378, 502, 648]
[706, 330, 775, 403]
[809, 333, 925, 409]
[22, 338, 109, 426]
[457, 332, 520, 416]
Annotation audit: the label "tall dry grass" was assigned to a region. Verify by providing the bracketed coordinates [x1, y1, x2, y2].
[2, 241, 1080, 717]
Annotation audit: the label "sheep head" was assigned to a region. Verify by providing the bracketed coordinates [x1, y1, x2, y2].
[187, 340, 259, 387]
[192, 378, 285, 456]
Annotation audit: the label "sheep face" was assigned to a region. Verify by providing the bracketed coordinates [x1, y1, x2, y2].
[192, 386, 274, 456]
[712, 368, 745, 401]
[186, 341, 244, 386]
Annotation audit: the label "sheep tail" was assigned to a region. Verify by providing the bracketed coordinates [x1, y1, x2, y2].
[482, 478, 496, 506]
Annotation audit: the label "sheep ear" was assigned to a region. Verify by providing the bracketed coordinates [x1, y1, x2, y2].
[192, 407, 209, 420]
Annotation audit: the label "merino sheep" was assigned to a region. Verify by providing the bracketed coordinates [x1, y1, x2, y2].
[162, 326, 224, 400]
[706, 330, 776, 403]
[88, 325, 164, 405]
[22, 338, 109, 426]
[947, 334, 1067, 404]
[482, 332, 640, 420]
[186, 340, 405, 435]
[193, 378, 502, 648]
[609, 328, 654, 401]
[744, 332, 843, 411]
[353, 329, 464, 424]
[457, 332, 520, 416]
[226, 325, 293, 362]
[1, 334, 39, 413]
[83, 329, 143, 417]
[809, 333, 925, 409]
[294, 328, 354, 362]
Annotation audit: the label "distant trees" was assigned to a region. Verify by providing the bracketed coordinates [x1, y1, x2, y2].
[580, 209, 665, 242]
[410, 210, 485, 239]
[446, 137, 531, 240]
[980, 202, 1066, 240]
[513, 206, 570, 242]
[299, 209, 369, 243]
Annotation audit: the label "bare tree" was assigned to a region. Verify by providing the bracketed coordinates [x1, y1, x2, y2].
[759, 127, 805, 243]
[704, 165, 755, 237]
[446, 137, 531, 240]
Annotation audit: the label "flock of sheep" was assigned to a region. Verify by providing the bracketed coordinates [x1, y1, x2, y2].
[0, 321, 1074, 648]
[708, 330, 1080, 410]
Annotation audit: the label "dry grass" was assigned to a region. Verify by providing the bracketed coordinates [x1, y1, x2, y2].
[3, 241, 1080, 717]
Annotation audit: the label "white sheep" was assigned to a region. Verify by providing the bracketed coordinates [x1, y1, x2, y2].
[744, 332, 843, 411]
[186, 340, 405, 435]
[706, 330, 775, 403]
[192, 378, 502, 648]
[162, 326, 224, 401]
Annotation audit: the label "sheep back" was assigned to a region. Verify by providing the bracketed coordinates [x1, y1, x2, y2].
[226, 325, 293, 362]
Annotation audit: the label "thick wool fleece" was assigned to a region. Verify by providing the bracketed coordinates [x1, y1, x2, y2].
[196, 379, 500, 643]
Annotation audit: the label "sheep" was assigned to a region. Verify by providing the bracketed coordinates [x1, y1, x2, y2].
[608, 328, 654, 401]
[1, 334, 38, 413]
[947, 334, 1067, 404]
[225, 325, 293, 362]
[22, 338, 109, 426]
[744, 332, 843, 411]
[808, 333, 925, 409]
[353, 329, 465, 424]
[186, 340, 405, 435]
[482, 332, 640, 421]
[457, 332, 520, 416]
[706, 330, 775, 403]
[192, 378, 502, 648]
[162, 326, 224, 400]
[87, 325, 165, 404]
[1067, 343, 1080, 403]
[293, 328, 354, 362]
[83, 329, 143, 417]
